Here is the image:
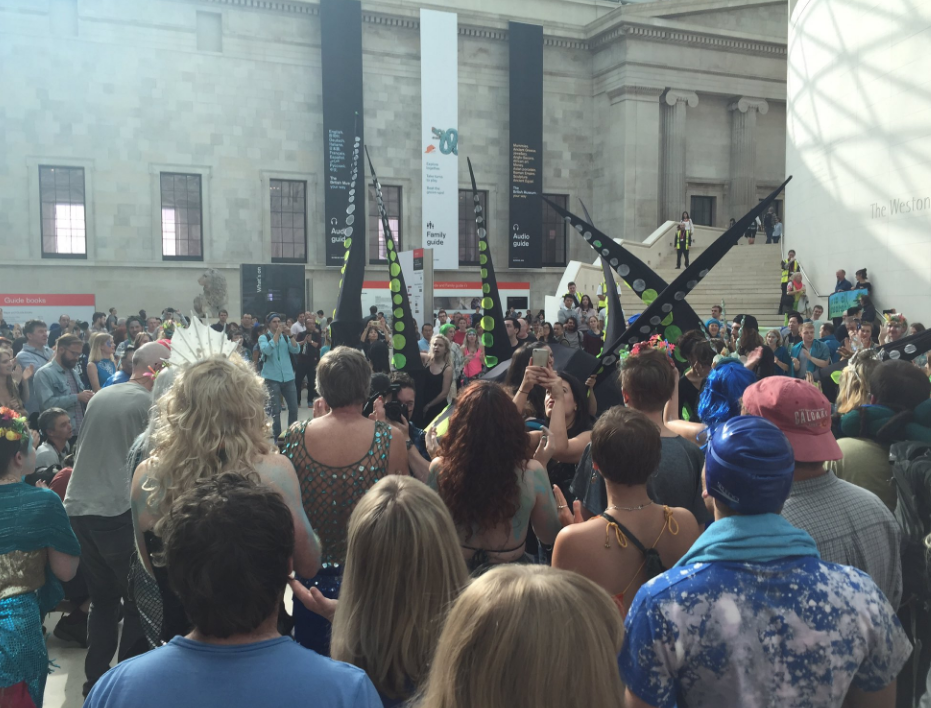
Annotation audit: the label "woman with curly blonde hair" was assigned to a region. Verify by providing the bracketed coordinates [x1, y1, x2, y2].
[416, 565, 625, 708]
[130, 355, 321, 642]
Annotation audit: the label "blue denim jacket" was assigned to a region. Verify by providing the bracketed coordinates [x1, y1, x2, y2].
[33, 359, 85, 429]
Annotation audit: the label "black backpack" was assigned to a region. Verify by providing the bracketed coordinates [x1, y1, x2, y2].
[890, 441, 931, 707]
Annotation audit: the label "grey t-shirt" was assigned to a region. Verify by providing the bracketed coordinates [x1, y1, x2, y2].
[64, 382, 152, 518]
[571, 436, 709, 525]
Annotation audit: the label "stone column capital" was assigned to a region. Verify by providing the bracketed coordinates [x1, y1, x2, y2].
[728, 97, 769, 115]
[607, 85, 664, 105]
[663, 89, 699, 108]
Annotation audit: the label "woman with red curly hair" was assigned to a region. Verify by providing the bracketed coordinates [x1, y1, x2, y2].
[428, 381, 562, 575]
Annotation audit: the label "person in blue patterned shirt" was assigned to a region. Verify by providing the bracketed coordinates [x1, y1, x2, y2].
[619, 415, 912, 708]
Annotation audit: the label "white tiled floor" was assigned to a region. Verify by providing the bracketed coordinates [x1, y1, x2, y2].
[43, 405, 314, 708]
[43, 613, 92, 708]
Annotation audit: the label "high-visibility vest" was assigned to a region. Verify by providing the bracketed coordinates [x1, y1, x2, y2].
[781, 259, 800, 283]
[675, 227, 691, 250]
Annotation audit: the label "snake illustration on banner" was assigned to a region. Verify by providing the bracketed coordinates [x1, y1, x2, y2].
[467, 158, 512, 368]
[431, 127, 459, 155]
[364, 147, 422, 374]
[542, 196, 704, 376]
[587, 178, 792, 383]
[578, 198, 625, 356]
[330, 114, 366, 349]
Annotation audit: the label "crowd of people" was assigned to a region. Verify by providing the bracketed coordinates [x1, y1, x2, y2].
[0, 272, 930, 708]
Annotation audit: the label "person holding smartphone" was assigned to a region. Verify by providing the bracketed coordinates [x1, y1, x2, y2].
[259, 313, 300, 438]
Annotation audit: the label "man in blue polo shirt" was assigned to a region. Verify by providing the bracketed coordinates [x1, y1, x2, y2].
[84, 474, 378, 708]
[619, 416, 911, 708]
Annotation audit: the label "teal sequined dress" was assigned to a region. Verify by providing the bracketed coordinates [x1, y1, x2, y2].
[283, 420, 392, 654]
[0, 483, 81, 708]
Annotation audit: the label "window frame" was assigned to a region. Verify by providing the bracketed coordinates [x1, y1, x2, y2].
[39, 165, 87, 260]
[690, 195, 716, 227]
[368, 184, 402, 265]
[270, 178, 308, 264]
[458, 189, 487, 267]
[541, 192, 568, 268]
[160, 172, 204, 262]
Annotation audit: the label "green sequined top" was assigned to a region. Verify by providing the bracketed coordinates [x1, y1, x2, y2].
[284, 420, 392, 569]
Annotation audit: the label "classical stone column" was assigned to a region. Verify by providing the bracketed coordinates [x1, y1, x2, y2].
[598, 85, 664, 241]
[661, 89, 699, 223]
[728, 97, 769, 219]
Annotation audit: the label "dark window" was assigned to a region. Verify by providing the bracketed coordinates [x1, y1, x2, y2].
[542, 193, 567, 267]
[690, 196, 715, 227]
[39, 166, 86, 258]
[270, 179, 307, 263]
[459, 189, 487, 266]
[161, 173, 203, 260]
[368, 185, 401, 264]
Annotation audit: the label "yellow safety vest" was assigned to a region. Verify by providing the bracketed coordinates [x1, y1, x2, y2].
[675, 228, 691, 250]
[781, 259, 800, 283]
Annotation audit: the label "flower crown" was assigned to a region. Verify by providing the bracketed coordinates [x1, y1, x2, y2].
[0, 407, 28, 442]
[630, 334, 676, 358]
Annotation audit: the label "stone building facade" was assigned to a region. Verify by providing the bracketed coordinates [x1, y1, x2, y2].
[0, 0, 788, 317]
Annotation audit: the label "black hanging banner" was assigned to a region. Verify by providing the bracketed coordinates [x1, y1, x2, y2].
[508, 22, 543, 269]
[321, 0, 365, 268]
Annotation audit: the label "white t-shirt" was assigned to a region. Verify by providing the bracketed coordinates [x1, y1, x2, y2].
[290, 322, 306, 336]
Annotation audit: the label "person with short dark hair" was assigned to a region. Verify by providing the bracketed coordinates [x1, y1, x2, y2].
[91, 312, 107, 334]
[105, 307, 118, 332]
[553, 407, 701, 616]
[115, 317, 144, 361]
[562, 316, 584, 350]
[15, 320, 53, 416]
[619, 415, 911, 708]
[572, 350, 709, 527]
[35, 407, 71, 468]
[782, 311, 804, 349]
[83, 474, 381, 708]
[33, 333, 93, 437]
[210, 309, 229, 333]
[419, 322, 434, 353]
[504, 316, 521, 358]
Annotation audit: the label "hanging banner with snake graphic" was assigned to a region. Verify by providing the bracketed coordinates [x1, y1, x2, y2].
[468, 158, 512, 368]
[421, 9, 459, 270]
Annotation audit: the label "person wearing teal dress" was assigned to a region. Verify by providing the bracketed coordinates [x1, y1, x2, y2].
[0, 407, 81, 708]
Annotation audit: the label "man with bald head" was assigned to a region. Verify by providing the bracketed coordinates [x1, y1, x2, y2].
[65, 342, 170, 696]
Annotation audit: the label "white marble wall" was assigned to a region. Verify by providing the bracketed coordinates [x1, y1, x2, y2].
[786, 0, 931, 322]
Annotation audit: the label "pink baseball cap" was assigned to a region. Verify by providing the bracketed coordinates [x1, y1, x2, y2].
[741, 377, 842, 462]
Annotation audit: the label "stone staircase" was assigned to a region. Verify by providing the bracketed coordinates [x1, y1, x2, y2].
[622, 238, 788, 331]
